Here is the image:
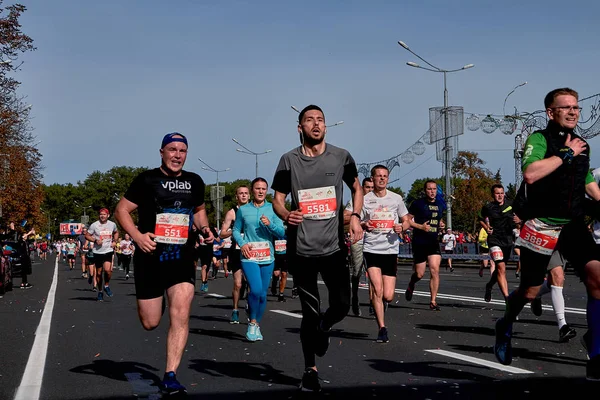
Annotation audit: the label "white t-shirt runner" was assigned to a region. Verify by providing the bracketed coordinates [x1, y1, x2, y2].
[362, 190, 408, 255]
[88, 220, 117, 254]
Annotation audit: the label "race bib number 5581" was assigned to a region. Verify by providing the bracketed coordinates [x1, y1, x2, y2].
[298, 186, 337, 220]
[154, 213, 190, 244]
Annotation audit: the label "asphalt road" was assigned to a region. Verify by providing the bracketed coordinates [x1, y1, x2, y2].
[0, 255, 595, 399]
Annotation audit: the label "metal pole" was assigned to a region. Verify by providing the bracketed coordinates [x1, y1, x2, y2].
[443, 71, 452, 230]
[216, 171, 221, 231]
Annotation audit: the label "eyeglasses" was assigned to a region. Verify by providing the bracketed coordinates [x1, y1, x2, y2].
[551, 106, 583, 112]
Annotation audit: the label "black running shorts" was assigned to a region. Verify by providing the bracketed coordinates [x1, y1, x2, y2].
[412, 241, 441, 264]
[274, 253, 288, 273]
[228, 249, 242, 273]
[364, 252, 398, 277]
[94, 252, 113, 269]
[133, 250, 196, 300]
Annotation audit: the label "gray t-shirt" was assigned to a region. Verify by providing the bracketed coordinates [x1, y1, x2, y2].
[272, 144, 358, 257]
[88, 220, 117, 254]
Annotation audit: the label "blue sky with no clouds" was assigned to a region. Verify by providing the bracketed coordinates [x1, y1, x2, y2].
[13, 0, 600, 192]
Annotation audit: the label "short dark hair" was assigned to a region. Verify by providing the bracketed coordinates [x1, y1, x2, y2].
[362, 177, 373, 186]
[423, 180, 437, 191]
[544, 88, 579, 109]
[491, 183, 504, 194]
[370, 164, 388, 177]
[251, 177, 268, 189]
[298, 105, 325, 124]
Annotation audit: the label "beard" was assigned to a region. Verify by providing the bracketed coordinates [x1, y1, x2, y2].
[300, 131, 325, 147]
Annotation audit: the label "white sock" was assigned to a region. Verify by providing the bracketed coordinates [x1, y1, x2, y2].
[550, 285, 566, 328]
[537, 280, 551, 298]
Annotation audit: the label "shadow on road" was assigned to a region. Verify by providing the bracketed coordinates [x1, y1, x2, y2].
[69, 359, 161, 383]
[188, 358, 300, 387]
[189, 327, 247, 342]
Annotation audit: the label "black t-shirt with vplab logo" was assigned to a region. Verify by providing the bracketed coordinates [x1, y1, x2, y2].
[124, 168, 205, 258]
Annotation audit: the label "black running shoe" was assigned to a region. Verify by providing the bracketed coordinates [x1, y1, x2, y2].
[484, 284, 492, 303]
[494, 317, 513, 365]
[277, 293, 286, 303]
[405, 284, 414, 302]
[161, 371, 187, 396]
[530, 297, 542, 316]
[587, 355, 600, 381]
[429, 302, 441, 311]
[558, 324, 577, 343]
[300, 368, 321, 392]
[376, 327, 389, 343]
[314, 317, 331, 358]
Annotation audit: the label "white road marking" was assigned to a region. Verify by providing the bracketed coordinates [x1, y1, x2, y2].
[425, 349, 534, 374]
[270, 309, 302, 319]
[206, 293, 226, 298]
[14, 257, 59, 400]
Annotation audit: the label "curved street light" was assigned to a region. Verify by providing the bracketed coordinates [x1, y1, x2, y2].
[398, 40, 474, 230]
[198, 158, 229, 230]
[290, 105, 344, 127]
[231, 138, 271, 178]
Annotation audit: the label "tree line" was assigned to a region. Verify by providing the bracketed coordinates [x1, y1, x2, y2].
[35, 151, 513, 238]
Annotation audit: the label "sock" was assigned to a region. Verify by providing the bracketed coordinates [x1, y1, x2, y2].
[587, 297, 600, 358]
[409, 273, 419, 287]
[537, 280, 551, 298]
[550, 285, 566, 328]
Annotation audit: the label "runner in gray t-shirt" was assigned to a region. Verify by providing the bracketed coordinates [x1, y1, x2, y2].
[272, 104, 363, 393]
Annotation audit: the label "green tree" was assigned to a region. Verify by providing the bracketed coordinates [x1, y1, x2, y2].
[451, 151, 496, 233]
[388, 186, 405, 198]
[405, 177, 444, 206]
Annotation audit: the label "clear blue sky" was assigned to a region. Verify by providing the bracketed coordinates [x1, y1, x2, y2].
[14, 0, 600, 193]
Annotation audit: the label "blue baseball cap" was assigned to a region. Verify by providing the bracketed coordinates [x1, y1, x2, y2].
[161, 132, 188, 149]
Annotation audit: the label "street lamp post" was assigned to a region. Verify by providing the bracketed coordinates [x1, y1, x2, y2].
[198, 158, 229, 231]
[398, 40, 474, 230]
[73, 201, 92, 225]
[290, 105, 345, 128]
[231, 138, 271, 178]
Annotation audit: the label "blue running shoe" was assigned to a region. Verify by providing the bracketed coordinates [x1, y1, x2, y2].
[200, 283, 208, 292]
[256, 325, 263, 341]
[104, 286, 113, 297]
[246, 323, 258, 342]
[494, 317, 513, 365]
[161, 371, 187, 396]
[97, 292, 103, 302]
[230, 310, 240, 324]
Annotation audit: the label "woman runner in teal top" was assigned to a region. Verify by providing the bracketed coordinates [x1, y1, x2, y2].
[233, 177, 285, 342]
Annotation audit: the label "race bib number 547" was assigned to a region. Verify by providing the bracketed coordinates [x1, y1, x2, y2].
[154, 213, 190, 244]
[298, 186, 337, 220]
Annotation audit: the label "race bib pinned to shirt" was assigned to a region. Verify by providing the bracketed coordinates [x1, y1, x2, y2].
[154, 213, 189, 245]
[247, 241, 271, 262]
[275, 239, 287, 253]
[298, 186, 337, 220]
[516, 218, 560, 256]
[370, 211, 395, 233]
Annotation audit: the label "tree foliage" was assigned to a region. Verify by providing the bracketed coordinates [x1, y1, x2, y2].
[0, 2, 40, 231]
[450, 151, 496, 232]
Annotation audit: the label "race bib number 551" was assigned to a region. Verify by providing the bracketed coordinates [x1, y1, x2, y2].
[298, 186, 337, 220]
[154, 213, 190, 244]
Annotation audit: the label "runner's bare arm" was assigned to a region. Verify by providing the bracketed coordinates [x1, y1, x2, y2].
[348, 177, 364, 243]
[586, 181, 600, 201]
[220, 209, 235, 238]
[115, 197, 156, 253]
[273, 191, 290, 221]
[407, 214, 429, 232]
[192, 204, 213, 241]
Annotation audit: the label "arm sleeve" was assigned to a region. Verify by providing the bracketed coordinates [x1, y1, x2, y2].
[271, 155, 291, 195]
[342, 152, 359, 189]
[522, 133, 548, 171]
[123, 172, 146, 205]
[232, 208, 246, 247]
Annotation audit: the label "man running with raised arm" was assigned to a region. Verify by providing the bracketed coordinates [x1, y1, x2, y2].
[361, 165, 410, 342]
[494, 88, 600, 381]
[272, 104, 363, 393]
[220, 185, 250, 324]
[115, 132, 214, 396]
